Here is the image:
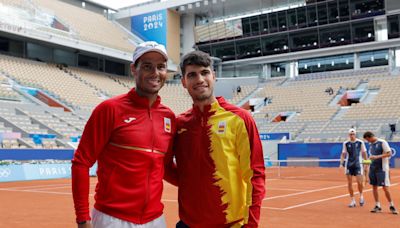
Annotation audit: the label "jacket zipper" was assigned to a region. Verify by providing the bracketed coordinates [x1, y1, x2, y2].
[149, 108, 154, 151]
[141, 167, 151, 223]
[141, 107, 154, 222]
[200, 113, 206, 213]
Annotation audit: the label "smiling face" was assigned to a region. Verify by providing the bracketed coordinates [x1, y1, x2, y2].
[130, 52, 167, 98]
[181, 64, 216, 103]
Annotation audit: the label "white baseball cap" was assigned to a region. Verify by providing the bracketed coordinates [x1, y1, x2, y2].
[132, 41, 168, 65]
[348, 129, 356, 134]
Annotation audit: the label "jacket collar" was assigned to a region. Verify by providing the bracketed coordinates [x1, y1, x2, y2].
[128, 88, 161, 108]
[192, 96, 225, 116]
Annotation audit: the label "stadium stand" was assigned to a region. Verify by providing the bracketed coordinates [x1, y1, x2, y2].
[228, 84, 258, 105]
[343, 76, 400, 120]
[51, 110, 88, 132]
[68, 67, 130, 97]
[158, 83, 193, 115]
[0, 121, 13, 133]
[30, 0, 135, 52]
[0, 106, 48, 135]
[0, 101, 86, 147]
[110, 75, 135, 89]
[0, 75, 20, 101]
[19, 108, 81, 138]
[253, 68, 400, 141]
[0, 54, 104, 110]
[1, 50, 399, 143]
[3, 51, 398, 143]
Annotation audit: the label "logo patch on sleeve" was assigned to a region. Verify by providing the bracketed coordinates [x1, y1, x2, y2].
[164, 117, 171, 133]
[217, 121, 226, 134]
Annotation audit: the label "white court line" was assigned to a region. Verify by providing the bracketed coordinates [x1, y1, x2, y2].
[284, 173, 325, 179]
[264, 176, 400, 210]
[28, 184, 98, 191]
[263, 184, 347, 201]
[264, 175, 400, 201]
[3, 183, 72, 190]
[266, 178, 279, 182]
[261, 182, 363, 210]
[261, 206, 284, 210]
[266, 173, 326, 182]
[2, 184, 98, 191]
[267, 188, 304, 192]
[0, 188, 93, 196]
[281, 183, 399, 210]
[0, 188, 178, 202]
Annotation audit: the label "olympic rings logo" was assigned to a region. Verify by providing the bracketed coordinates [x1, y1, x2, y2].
[391, 148, 397, 158]
[0, 168, 11, 178]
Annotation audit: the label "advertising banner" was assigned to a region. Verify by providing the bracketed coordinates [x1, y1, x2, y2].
[131, 9, 167, 46]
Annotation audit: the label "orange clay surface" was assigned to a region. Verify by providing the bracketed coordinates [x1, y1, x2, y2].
[0, 167, 399, 227]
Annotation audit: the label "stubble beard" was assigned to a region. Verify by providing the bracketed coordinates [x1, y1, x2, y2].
[191, 91, 213, 103]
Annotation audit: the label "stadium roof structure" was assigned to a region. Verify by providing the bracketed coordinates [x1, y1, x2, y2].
[84, 0, 119, 11]
[114, 0, 305, 20]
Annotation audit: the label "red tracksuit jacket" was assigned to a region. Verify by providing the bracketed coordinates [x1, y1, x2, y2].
[165, 97, 266, 228]
[72, 88, 175, 224]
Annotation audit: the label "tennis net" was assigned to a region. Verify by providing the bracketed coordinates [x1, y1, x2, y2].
[265, 159, 346, 182]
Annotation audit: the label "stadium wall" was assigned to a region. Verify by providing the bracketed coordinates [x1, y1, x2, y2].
[0, 149, 97, 182]
[0, 149, 74, 160]
[0, 163, 97, 182]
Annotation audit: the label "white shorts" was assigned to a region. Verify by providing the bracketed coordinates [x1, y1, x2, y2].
[92, 208, 166, 228]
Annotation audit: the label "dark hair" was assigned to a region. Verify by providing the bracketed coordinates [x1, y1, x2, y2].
[363, 131, 375, 139]
[180, 51, 213, 76]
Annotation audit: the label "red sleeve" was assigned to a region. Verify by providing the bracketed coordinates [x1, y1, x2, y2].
[241, 114, 266, 228]
[71, 101, 114, 222]
[163, 139, 178, 186]
[163, 117, 178, 186]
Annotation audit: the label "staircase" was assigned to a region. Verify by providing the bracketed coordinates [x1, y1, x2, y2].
[362, 89, 379, 104]
[332, 107, 350, 120]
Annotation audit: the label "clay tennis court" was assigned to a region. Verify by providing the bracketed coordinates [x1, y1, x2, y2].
[0, 167, 399, 227]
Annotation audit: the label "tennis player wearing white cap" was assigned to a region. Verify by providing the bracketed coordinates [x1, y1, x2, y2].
[340, 128, 368, 208]
[72, 41, 175, 228]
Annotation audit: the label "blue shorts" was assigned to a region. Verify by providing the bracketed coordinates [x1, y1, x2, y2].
[346, 166, 362, 176]
[369, 170, 390, 186]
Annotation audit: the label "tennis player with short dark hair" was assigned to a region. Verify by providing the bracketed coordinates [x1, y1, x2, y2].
[164, 51, 266, 227]
[363, 131, 398, 214]
[340, 129, 367, 207]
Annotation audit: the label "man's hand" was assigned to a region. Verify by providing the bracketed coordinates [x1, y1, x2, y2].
[369, 155, 378, 160]
[78, 222, 92, 228]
